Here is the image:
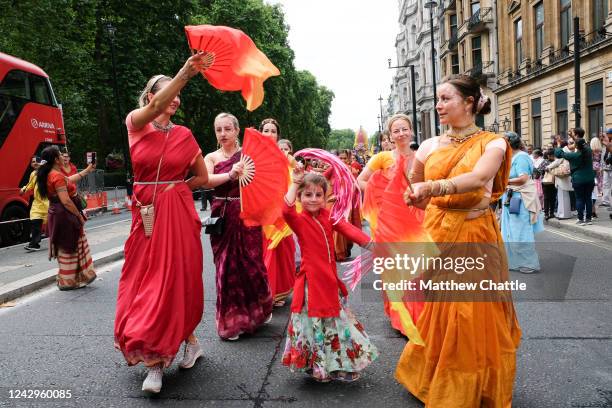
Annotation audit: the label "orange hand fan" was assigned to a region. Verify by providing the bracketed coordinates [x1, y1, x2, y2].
[239, 128, 290, 226]
[185, 25, 280, 111]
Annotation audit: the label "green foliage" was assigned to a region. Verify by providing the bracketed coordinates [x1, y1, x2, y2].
[326, 129, 355, 150]
[0, 0, 333, 166]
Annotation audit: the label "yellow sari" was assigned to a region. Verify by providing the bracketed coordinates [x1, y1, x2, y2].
[395, 131, 521, 408]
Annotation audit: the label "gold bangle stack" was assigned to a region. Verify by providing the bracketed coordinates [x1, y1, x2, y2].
[431, 179, 458, 197]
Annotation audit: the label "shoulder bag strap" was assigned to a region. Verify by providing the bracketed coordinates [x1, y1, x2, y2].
[134, 128, 171, 207]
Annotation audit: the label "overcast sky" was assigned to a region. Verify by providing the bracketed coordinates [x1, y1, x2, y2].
[265, 0, 399, 136]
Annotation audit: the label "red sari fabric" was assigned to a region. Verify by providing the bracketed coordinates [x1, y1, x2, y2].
[263, 234, 296, 302]
[114, 113, 203, 367]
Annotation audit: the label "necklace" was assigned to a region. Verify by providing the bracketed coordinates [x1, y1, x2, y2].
[447, 123, 482, 143]
[152, 120, 174, 132]
[220, 148, 239, 159]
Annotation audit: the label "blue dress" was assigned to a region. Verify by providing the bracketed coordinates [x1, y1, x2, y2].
[501, 151, 544, 271]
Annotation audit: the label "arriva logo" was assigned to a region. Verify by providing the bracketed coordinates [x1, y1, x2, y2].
[31, 119, 55, 130]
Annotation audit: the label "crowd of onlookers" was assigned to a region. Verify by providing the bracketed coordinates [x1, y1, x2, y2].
[528, 127, 612, 224]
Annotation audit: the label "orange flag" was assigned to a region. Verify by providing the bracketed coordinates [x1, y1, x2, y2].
[185, 25, 280, 111]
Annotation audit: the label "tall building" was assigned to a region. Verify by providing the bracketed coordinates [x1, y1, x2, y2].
[389, 0, 440, 141]
[495, 1, 612, 147]
[438, 0, 498, 131]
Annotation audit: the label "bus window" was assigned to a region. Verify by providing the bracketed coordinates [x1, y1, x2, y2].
[29, 74, 52, 105]
[0, 70, 28, 99]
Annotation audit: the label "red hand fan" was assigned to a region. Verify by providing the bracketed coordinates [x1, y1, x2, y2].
[239, 128, 290, 226]
[185, 25, 280, 111]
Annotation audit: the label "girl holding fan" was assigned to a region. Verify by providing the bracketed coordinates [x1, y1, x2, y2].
[280, 166, 378, 383]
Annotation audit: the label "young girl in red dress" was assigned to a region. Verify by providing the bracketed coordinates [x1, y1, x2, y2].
[280, 167, 378, 383]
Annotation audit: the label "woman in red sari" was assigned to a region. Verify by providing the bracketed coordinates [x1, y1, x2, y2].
[204, 113, 273, 341]
[114, 53, 210, 394]
[259, 118, 296, 307]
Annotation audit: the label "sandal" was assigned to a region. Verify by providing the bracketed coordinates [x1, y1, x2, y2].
[273, 300, 286, 307]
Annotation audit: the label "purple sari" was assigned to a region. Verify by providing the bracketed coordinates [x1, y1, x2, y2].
[210, 152, 273, 339]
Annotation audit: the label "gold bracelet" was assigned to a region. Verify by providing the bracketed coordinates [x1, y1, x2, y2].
[428, 180, 434, 196]
[448, 178, 458, 194]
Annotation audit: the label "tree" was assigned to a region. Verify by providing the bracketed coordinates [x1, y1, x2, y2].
[326, 129, 355, 151]
[0, 0, 334, 168]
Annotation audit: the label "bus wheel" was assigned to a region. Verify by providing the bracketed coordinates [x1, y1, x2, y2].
[0, 205, 30, 247]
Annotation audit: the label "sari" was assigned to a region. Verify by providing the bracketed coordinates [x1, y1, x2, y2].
[395, 132, 522, 407]
[210, 152, 273, 339]
[114, 115, 204, 367]
[46, 171, 96, 290]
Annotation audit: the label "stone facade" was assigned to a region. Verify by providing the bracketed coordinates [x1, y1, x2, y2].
[388, 0, 441, 141]
[438, 0, 498, 131]
[495, 0, 612, 147]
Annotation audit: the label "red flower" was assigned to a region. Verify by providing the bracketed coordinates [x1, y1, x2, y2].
[295, 352, 308, 368]
[288, 323, 295, 338]
[331, 335, 340, 351]
[282, 353, 291, 366]
[346, 349, 355, 361]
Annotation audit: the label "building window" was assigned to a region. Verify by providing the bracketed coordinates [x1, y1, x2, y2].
[535, 2, 544, 59]
[472, 36, 482, 69]
[532, 98, 542, 148]
[513, 103, 521, 137]
[555, 90, 568, 139]
[560, 0, 572, 48]
[450, 14, 458, 39]
[594, 0, 609, 30]
[471, 0, 480, 16]
[451, 53, 460, 74]
[515, 19, 523, 69]
[587, 79, 604, 140]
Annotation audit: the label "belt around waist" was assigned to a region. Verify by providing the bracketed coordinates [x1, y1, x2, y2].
[213, 196, 240, 201]
[133, 180, 184, 185]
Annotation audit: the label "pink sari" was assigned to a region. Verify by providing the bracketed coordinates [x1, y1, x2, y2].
[114, 113, 203, 367]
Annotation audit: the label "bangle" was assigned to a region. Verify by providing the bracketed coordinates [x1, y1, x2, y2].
[228, 171, 236, 181]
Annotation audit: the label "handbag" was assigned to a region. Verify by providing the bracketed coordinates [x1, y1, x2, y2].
[203, 216, 224, 235]
[203, 196, 228, 235]
[133, 131, 169, 238]
[508, 193, 521, 215]
[550, 159, 570, 177]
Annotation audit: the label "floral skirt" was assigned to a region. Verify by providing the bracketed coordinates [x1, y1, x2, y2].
[281, 288, 378, 381]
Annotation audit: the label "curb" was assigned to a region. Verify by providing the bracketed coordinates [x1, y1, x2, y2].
[0, 246, 124, 305]
[545, 219, 612, 241]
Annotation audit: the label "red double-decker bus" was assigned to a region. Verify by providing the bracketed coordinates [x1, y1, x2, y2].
[0, 52, 66, 246]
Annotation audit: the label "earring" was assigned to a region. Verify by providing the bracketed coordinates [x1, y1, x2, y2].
[216, 142, 220, 150]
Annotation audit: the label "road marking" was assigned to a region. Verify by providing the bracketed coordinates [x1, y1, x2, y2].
[544, 228, 612, 250]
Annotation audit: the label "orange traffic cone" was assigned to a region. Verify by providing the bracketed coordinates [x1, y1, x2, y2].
[125, 195, 132, 211]
[112, 200, 121, 215]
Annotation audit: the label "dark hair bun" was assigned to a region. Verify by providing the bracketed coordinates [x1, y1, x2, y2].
[479, 98, 492, 115]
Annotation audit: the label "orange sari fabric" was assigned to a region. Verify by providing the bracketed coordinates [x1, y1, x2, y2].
[395, 132, 522, 408]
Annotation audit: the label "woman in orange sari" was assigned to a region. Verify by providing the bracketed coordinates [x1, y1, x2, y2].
[396, 75, 521, 407]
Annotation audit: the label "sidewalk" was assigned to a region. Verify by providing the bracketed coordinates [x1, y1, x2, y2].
[0, 204, 210, 305]
[545, 207, 612, 241]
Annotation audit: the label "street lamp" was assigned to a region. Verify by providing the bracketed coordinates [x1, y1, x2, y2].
[491, 119, 499, 133]
[424, 1, 439, 136]
[388, 60, 419, 141]
[105, 22, 131, 174]
[502, 116, 511, 131]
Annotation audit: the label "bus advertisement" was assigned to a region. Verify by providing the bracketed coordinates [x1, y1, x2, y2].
[0, 52, 66, 246]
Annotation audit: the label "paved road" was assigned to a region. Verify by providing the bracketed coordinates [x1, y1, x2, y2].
[0, 228, 610, 407]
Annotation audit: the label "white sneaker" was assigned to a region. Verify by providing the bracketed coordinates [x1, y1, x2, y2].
[226, 332, 242, 341]
[178, 341, 203, 369]
[142, 365, 163, 393]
